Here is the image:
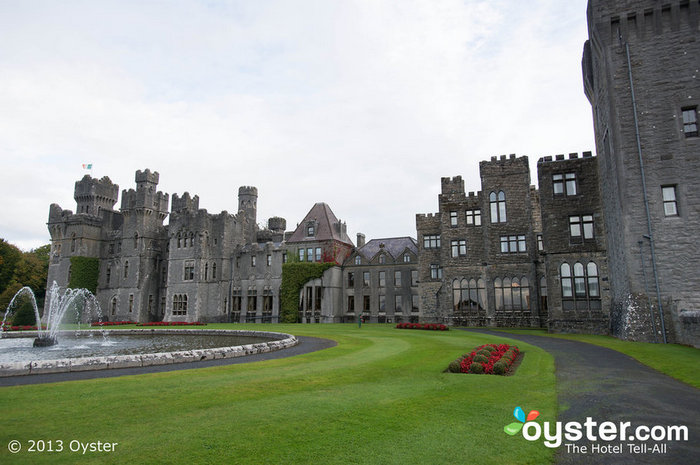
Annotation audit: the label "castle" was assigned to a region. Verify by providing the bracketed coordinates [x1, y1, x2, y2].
[45, 0, 700, 346]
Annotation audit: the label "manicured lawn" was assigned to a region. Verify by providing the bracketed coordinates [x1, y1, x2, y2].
[492, 328, 700, 389]
[0, 324, 556, 464]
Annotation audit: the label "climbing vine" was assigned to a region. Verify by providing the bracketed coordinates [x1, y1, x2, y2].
[279, 262, 334, 323]
[68, 256, 100, 294]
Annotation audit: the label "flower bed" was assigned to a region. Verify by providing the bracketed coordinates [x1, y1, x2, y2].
[1, 325, 48, 332]
[396, 322, 448, 331]
[136, 321, 206, 326]
[446, 343, 520, 375]
[91, 321, 137, 327]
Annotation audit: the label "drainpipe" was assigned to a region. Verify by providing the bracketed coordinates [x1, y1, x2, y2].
[625, 42, 667, 344]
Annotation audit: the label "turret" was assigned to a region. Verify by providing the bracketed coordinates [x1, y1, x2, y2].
[74, 175, 119, 216]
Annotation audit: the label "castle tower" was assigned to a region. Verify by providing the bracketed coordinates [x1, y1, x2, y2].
[74, 175, 119, 216]
[583, 0, 700, 345]
[238, 186, 258, 242]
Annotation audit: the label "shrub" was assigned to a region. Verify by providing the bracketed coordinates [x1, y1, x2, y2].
[492, 361, 509, 375]
[447, 359, 463, 373]
[472, 354, 489, 363]
[476, 349, 491, 358]
[469, 362, 485, 374]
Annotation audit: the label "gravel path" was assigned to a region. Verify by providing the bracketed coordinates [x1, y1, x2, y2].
[464, 329, 700, 465]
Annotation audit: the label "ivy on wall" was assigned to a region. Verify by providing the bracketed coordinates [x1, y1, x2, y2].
[68, 256, 100, 294]
[279, 262, 334, 323]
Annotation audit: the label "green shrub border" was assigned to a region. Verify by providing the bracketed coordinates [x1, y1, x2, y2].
[68, 256, 100, 294]
[279, 262, 335, 323]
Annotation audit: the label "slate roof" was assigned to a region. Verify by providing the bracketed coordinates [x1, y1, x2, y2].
[357, 237, 418, 261]
[286, 202, 354, 245]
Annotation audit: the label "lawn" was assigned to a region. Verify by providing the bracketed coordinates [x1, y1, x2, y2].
[0, 324, 556, 464]
[491, 328, 700, 389]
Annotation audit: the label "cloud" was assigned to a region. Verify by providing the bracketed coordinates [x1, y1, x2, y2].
[0, 0, 593, 251]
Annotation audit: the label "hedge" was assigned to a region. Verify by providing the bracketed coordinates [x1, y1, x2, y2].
[68, 256, 100, 294]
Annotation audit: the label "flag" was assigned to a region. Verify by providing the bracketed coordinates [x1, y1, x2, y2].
[82, 164, 93, 170]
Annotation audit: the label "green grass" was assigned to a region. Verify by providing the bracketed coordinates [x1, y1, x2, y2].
[0, 324, 556, 464]
[491, 328, 700, 389]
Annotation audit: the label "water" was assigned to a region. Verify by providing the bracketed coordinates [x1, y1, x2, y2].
[0, 333, 277, 364]
[2, 282, 103, 345]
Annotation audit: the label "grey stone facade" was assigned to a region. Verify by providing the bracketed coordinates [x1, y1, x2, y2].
[583, 0, 700, 345]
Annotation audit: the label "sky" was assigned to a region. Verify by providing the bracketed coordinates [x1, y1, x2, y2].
[0, 0, 595, 251]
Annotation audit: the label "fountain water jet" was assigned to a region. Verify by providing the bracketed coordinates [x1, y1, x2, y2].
[2, 282, 102, 346]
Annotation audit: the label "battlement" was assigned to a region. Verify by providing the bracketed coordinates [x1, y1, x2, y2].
[416, 212, 442, 230]
[135, 169, 159, 185]
[268, 217, 286, 232]
[121, 188, 169, 213]
[238, 186, 258, 197]
[74, 175, 119, 204]
[440, 176, 465, 195]
[538, 151, 595, 164]
[172, 192, 200, 213]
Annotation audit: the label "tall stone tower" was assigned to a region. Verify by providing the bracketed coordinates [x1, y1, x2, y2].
[238, 186, 258, 243]
[583, 0, 700, 345]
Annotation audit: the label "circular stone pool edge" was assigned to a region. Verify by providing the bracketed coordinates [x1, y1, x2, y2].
[0, 329, 298, 377]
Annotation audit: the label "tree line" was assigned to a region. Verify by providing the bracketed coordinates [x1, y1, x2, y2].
[0, 239, 50, 325]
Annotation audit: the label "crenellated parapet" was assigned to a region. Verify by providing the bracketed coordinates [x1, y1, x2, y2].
[73, 175, 119, 215]
[171, 192, 200, 213]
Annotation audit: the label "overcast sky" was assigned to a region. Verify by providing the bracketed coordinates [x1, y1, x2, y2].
[0, 0, 594, 251]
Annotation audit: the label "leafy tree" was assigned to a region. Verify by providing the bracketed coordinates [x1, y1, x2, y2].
[0, 239, 22, 295]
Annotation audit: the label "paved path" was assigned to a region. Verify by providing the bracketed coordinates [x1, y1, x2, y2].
[465, 330, 700, 465]
[0, 336, 336, 387]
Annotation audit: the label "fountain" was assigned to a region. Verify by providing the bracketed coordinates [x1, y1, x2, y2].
[2, 282, 102, 347]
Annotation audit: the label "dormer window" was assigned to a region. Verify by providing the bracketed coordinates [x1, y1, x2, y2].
[306, 223, 315, 237]
[379, 255, 386, 264]
[355, 256, 362, 265]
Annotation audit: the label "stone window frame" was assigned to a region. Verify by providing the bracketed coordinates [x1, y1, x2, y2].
[449, 210, 458, 227]
[429, 264, 443, 280]
[172, 294, 188, 316]
[537, 234, 544, 251]
[378, 271, 386, 287]
[500, 235, 526, 253]
[569, 215, 595, 241]
[315, 247, 322, 262]
[403, 254, 411, 263]
[560, 261, 601, 311]
[682, 106, 698, 137]
[489, 191, 507, 223]
[662, 185, 679, 216]
[298, 248, 305, 261]
[493, 276, 530, 312]
[307, 248, 313, 262]
[423, 234, 441, 249]
[347, 295, 355, 313]
[465, 209, 481, 226]
[347, 272, 355, 287]
[394, 270, 402, 287]
[450, 239, 467, 258]
[183, 260, 195, 281]
[411, 270, 418, 287]
[355, 255, 362, 265]
[363, 271, 370, 287]
[452, 278, 487, 314]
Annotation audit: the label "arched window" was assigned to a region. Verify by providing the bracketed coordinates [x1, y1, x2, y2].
[133, 232, 139, 249]
[205, 263, 209, 280]
[123, 261, 129, 279]
[489, 191, 507, 223]
[494, 277, 530, 311]
[212, 263, 217, 280]
[106, 266, 111, 286]
[355, 256, 362, 265]
[177, 233, 181, 248]
[71, 233, 76, 252]
[561, 261, 601, 311]
[452, 278, 487, 314]
[111, 296, 117, 315]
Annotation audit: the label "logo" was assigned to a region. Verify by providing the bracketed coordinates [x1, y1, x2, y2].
[504, 406, 539, 436]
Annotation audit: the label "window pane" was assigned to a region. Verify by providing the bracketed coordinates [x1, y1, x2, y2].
[574, 262, 585, 277]
[562, 278, 573, 297]
[588, 278, 600, 297]
[574, 277, 587, 297]
[662, 186, 676, 201]
[587, 262, 598, 277]
[499, 201, 507, 222]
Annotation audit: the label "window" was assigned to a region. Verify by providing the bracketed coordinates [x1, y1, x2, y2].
[347, 296, 355, 312]
[299, 248, 305, 261]
[394, 271, 402, 287]
[682, 106, 698, 137]
[111, 296, 117, 316]
[205, 263, 209, 280]
[307, 248, 313, 262]
[212, 263, 217, 279]
[565, 173, 577, 195]
[247, 289, 257, 313]
[173, 294, 188, 316]
[423, 235, 441, 249]
[251, 255, 256, 267]
[500, 235, 526, 253]
[411, 270, 418, 286]
[184, 260, 194, 280]
[307, 223, 315, 236]
[283, 252, 288, 264]
[403, 254, 411, 263]
[355, 255, 362, 265]
[71, 233, 76, 252]
[466, 209, 481, 226]
[412, 295, 419, 312]
[537, 234, 544, 251]
[348, 272, 355, 287]
[363, 271, 370, 287]
[106, 266, 111, 286]
[662, 186, 678, 216]
[315, 247, 321, 261]
[569, 215, 594, 240]
[560, 261, 601, 311]
[396, 295, 403, 313]
[379, 254, 386, 264]
[489, 191, 507, 223]
[148, 294, 153, 313]
[450, 211, 458, 226]
[363, 295, 370, 312]
[554, 173, 577, 195]
[452, 278, 487, 315]
[133, 233, 138, 249]
[430, 264, 443, 279]
[124, 260, 129, 279]
[451, 239, 467, 258]
[267, 255, 272, 266]
[128, 294, 134, 313]
[493, 277, 530, 311]
[379, 295, 386, 313]
[379, 271, 385, 287]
